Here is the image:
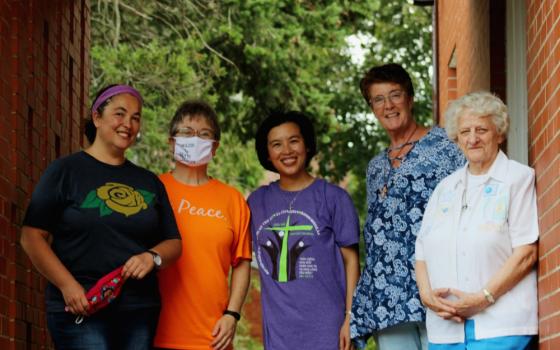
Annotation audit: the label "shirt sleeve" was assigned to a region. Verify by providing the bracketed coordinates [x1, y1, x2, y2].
[508, 168, 539, 247]
[331, 186, 360, 247]
[365, 158, 377, 206]
[22, 160, 65, 232]
[231, 191, 252, 266]
[155, 177, 181, 241]
[450, 144, 467, 170]
[415, 182, 442, 262]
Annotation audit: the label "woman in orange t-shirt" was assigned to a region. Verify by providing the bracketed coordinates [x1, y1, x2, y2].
[154, 101, 252, 350]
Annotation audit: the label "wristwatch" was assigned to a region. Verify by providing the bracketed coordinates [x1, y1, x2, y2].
[223, 309, 241, 321]
[482, 288, 495, 304]
[147, 250, 162, 268]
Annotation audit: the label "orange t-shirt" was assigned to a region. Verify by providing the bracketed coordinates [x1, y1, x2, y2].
[154, 174, 252, 349]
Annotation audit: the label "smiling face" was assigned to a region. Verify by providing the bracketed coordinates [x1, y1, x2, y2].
[267, 122, 308, 179]
[367, 81, 414, 134]
[457, 113, 504, 175]
[93, 93, 141, 152]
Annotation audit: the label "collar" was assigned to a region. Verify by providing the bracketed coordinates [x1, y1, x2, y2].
[381, 126, 444, 164]
[453, 150, 509, 189]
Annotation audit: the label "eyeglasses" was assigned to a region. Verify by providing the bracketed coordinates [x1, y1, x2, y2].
[174, 127, 215, 140]
[370, 90, 406, 108]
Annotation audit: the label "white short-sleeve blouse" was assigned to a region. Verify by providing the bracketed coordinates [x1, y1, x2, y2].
[416, 150, 538, 344]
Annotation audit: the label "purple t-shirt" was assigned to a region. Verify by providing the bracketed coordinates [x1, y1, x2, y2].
[248, 179, 360, 350]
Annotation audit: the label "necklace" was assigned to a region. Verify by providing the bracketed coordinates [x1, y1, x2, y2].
[379, 124, 419, 200]
[461, 170, 488, 212]
[287, 191, 302, 210]
[387, 123, 418, 164]
[281, 177, 315, 210]
[461, 174, 468, 211]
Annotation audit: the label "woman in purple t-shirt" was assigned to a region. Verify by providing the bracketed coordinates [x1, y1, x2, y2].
[247, 111, 360, 350]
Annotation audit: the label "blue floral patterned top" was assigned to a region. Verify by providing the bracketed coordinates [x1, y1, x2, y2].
[350, 126, 465, 347]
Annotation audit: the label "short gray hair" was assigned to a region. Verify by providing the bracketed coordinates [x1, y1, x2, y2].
[444, 91, 509, 142]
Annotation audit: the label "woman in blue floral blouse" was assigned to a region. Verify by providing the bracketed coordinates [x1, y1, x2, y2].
[350, 63, 465, 350]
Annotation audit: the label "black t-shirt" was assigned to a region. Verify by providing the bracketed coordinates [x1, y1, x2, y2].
[23, 151, 180, 312]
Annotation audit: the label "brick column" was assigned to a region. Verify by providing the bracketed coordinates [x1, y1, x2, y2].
[0, 1, 90, 348]
[525, 1, 560, 349]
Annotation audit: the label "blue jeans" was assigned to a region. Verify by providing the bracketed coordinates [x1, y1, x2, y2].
[47, 307, 160, 350]
[375, 321, 428, 350]
[428, 320, 536, 350]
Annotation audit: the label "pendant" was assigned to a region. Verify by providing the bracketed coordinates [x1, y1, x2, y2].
[379, 185, 388, 199]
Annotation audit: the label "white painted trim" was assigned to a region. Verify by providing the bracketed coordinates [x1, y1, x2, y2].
[506, 0, 528, 165]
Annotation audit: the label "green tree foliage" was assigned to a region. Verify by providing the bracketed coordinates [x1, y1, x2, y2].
[326, 1, 434, 216]
[90, 0, 432, 206]
[91, 2, 431, 348]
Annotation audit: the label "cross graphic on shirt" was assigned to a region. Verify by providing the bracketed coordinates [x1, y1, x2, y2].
[266, 215, 313, 282]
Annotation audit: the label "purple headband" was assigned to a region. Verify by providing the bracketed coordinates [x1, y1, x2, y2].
[91, 85, 143, 113]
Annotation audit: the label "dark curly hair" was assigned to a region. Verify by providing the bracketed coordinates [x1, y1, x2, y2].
[84, 84, 118, 144]
[255, 111, 317, 173]
[359, 63, 414, 105]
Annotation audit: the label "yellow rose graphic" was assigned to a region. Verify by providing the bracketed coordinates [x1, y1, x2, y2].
[96, 182, 148, 217]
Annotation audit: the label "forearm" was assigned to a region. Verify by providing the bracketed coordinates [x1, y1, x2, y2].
[20, 226, 79, 290]
[227, 259, 251, 312]
[340, 245, 360, 314]
[436, 244, 537, 319]
[415, 260, 431, 302]
[211, 260, 250, 349]
[483, 243, 537, 300]
[149, 238, 182, 269]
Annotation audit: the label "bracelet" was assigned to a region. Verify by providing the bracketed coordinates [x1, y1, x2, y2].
[223, 310, 241, 321]
[482, 288, 495, 304]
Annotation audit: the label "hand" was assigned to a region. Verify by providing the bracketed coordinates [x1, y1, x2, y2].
[60, 279, 89, 315]
[421, 288, 463, 323]
[339, 316, 354, 350]
[440, 288, 489, 319]
[122, 252, 154, 280]
[211, 314, 237, 350]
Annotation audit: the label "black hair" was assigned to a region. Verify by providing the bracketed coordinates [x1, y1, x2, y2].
[359, 63, 415, 105]
[84, 84, 118, 144]
[255, 110, 317, 173]
[169, 100, 221, 141]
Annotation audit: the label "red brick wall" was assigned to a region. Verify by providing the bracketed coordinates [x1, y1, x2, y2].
[436, 0, 507, 124]
[0, 0, 90, 348]
[437, 0, 560, 348]
[526, 1, 560, 349]
[436, 0, 491, 123]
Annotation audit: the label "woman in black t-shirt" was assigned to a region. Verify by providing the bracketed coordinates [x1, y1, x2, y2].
[20, 84, 182, 350]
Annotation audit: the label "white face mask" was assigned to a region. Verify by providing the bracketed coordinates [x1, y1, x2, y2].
[173, 136, 214, 166]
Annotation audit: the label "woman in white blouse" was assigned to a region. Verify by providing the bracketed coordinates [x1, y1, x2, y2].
[415, 91, 538, 350]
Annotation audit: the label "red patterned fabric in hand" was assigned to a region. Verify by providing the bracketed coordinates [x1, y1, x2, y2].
[72, 265, 125, 324]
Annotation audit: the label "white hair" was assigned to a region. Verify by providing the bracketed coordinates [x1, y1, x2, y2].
[444, 91, 509, 141]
